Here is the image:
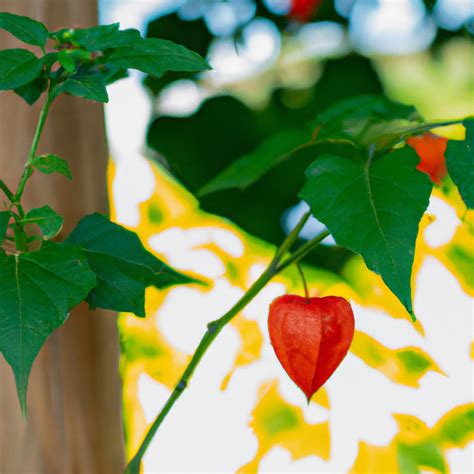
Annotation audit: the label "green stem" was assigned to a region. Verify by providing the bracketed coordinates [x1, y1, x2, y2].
[15, 93, 52, 203]
[271, 210, 311, 266]
[125, 220, 329, 473]
[10, 93, 53, 251]
[276, 230, 330, 273]
[0, 179, 14, 202]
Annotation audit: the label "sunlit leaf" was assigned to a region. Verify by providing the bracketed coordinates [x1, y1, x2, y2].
[237, 381, 330, 473]
[351, 331, 443, 387]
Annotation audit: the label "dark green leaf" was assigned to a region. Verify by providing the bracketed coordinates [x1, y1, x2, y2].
[0, 211, 9, 244]
[51, 74, 108, 102]
[0, 241, 96, 414]
[446, 118, 474, 208]
[0, 12, 48, 47]
[314, 95, 421, 148]
[40, 52, 59, 69]
[144, 13, 213, 95]
[66, 213, 199, 316]
[30, 154, 72, 179]
[0, 49, 42, 90]
[77, 25, 140, 51]
[14, 73, 48, 105]
[198, 130, 310, 196]
[106, 37, 211, 77]
[300, 146, 432, 317]
[100, 64, 128, 85]
[23, 205, 63, 239]
[148, 56, 384, 258]
[198, 131, 361, 196]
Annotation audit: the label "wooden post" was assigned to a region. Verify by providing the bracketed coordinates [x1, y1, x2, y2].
[0, 1, 125, 472]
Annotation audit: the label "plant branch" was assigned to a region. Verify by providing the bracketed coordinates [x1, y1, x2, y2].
[7, 92, 53, 251]
[15, 92, 53, 204]
[276, 230, 330, 273]
[271, 210, 311, 266]
[0, 179, 14, 202]
[125, 215, 328, 474]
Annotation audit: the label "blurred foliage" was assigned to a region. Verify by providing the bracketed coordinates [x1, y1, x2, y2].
[147, 54, 383, 274]
[116, 1, 474, 472]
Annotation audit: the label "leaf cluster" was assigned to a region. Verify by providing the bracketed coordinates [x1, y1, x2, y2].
[0, 13, 210, 104]
[149, 93, 473, 320]
[0, 12, 209, 414]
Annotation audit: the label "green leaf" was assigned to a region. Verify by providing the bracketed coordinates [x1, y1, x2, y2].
[14, 74, 48, 105]
[0, 12, 48, 47]
[397, 441, 446, 474]
[0, 49, 42, 90]
[446, 118, 474, 208]
[58, 49, 76, 72]
[0, 211, 9, 244]
[198, 131, 361, 196]
[66, 213, 199, 316]
[23, 205, 63, 239]
[106, 37, 211, 77]
[0, 241, 96, 414]
[148, 56, 385, 256]
[314, 95, 422, 148]
[198, 130, 310, 196]
[72, 24, 141, 51]
[30, 154, 72, 179]
[300, 146, 432, 317]
[51, 74, 108, 102]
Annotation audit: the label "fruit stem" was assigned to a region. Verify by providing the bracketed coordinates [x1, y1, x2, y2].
[125, 214, 328, 473]
[297, 262, 309, 300]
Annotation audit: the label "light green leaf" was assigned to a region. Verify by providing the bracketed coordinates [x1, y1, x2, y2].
[397, 441, 446, 474]
[66, 213, 200, 316]
[446, 118, 474, 209]
[23, 205, 63, 239]
[0, 49, 42, 90]
[0, 211, 9, 244]
[106, 37, 211, 77]
[0, 12, 48, 47]
[300, 146, 432, 317]
[58, 49, 75, 72]
[0, 242, 96, 414]
[30, 154, 72, 179]
[51, 74, 108, 102]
